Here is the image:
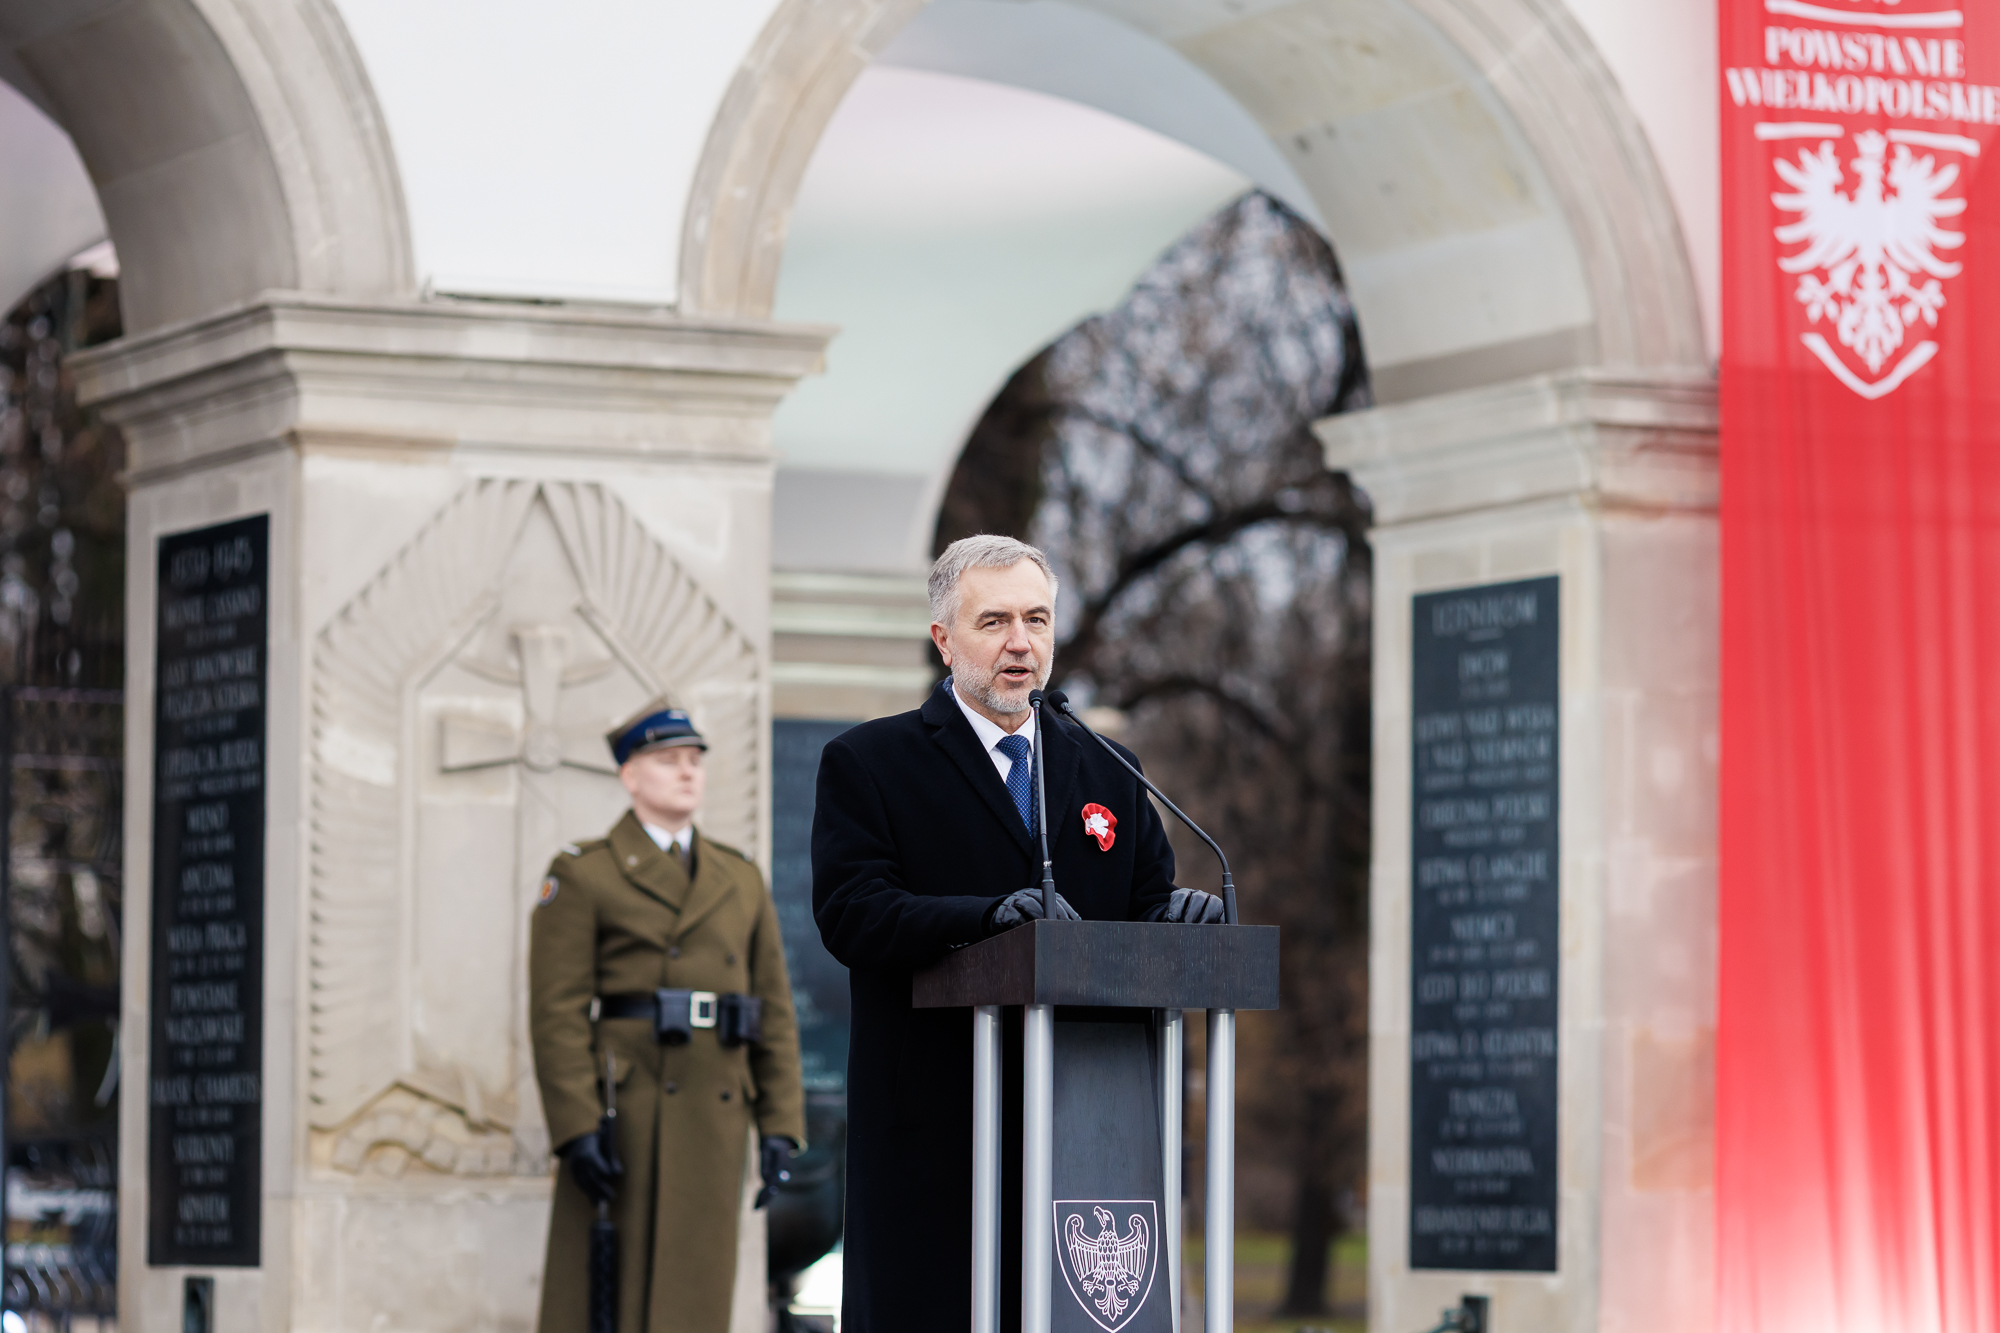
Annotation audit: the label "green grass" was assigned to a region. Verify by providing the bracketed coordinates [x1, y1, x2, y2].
[1183, 1231, 1367, 1333]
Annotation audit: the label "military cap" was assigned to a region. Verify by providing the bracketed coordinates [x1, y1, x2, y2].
[606, 697, 707, 765]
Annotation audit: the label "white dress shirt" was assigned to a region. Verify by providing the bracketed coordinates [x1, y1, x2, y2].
[947, 677, 1037, 782]
[641, 821, 694, 856]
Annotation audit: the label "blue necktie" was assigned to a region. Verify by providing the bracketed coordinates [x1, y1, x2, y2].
[995, 733, 1036, 835]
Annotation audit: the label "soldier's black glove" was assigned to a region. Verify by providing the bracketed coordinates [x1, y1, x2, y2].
[558, 1132, 622, 1206]
[985, 886, 1081, 934]
[1143, 888, 1227, 924]
[755, 1136, 796, 1209]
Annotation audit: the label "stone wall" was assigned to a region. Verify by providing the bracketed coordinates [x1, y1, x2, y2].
[76, 294, 825, 1333]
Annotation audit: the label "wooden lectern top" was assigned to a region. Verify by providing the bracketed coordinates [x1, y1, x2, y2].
[912, 918, 1279, 1011]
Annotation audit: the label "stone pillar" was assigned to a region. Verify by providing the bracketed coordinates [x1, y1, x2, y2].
[770, 571, 933, 722]
[73, 294, 828, 1333]
[1316, 372, 1717, 1333]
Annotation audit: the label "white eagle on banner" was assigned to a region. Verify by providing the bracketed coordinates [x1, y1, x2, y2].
[1771, 128, 1968, 399]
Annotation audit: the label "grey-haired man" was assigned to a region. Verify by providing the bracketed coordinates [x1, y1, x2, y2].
[810, 535, 1222, 1333]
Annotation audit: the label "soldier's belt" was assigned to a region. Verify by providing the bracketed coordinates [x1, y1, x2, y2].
[598, 990, 762, 1048]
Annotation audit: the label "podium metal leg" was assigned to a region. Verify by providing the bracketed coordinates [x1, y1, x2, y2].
[1161, 1010, 1184, 1333]
[972, 1005, 1001, 1333]
[1023, 1002, 1056, 1333]
[1206, 1008, 1236, 1333]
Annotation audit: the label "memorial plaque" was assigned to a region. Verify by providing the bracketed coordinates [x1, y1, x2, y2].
[1408, 576, 1559, 1272]
[772, 719, 854, 1097]
[147, 515, 268, 1267]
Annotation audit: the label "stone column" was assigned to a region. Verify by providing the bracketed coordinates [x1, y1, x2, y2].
[1316, 371, 1717, 1333]
[73, 294, 828, 1333]
[770, 571, 933, 722]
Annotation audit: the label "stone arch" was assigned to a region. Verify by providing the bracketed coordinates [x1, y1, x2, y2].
[0, 0, 411, 334]
[678, 0, 1705, 397]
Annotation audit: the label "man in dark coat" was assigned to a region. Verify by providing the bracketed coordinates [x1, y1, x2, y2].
[811, 535, 1226, 1333]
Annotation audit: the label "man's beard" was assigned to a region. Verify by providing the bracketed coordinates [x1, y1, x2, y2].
[952, 652, 1051, 716]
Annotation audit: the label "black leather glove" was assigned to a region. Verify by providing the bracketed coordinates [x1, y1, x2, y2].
[755, 1135, 797, 1209]
[986, 886, 1081, 934]
[1143, 887, 1227, 924]
[558, 1131, 622, 1206]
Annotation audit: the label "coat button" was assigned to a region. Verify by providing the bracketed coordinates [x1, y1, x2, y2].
[668, 946, 681, 959]
[665, 1081, 678, 1095]
[720, 1089, 732, 1102]
[627, 855, 638, 866]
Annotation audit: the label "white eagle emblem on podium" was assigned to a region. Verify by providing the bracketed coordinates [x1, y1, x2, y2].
[1055, 1201, 1158, 1331]
[1771, 127, 1971, 399]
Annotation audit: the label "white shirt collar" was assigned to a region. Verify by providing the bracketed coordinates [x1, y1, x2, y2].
[947, 676, 1036, 759]
[641, 821, 694, 855]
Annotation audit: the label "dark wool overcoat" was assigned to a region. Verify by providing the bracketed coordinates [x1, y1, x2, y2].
[811, 683, 1176, 1333]
[530, 812, 806, 1333]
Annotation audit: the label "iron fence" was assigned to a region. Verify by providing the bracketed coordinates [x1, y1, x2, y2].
[0, 663, 123, 1327]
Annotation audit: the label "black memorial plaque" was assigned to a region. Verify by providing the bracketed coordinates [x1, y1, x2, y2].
[772, 719, 854, 1097]
[148, 515, 268, 1267]
[1408, 575, 1559, 1272]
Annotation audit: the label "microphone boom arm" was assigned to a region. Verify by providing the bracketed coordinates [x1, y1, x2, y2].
[1051, 695, 1238, 926]
[1030, 693, 1057, 921]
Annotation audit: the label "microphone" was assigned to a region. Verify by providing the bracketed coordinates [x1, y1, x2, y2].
[1027, 689, 1057, 922]
[1043, 689, 1238, 926]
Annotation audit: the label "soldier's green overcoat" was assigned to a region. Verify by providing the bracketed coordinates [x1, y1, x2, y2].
[530, 811, 805, 1333]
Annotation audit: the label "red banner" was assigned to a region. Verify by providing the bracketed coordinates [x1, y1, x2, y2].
[1720, 1, 2000, 1329]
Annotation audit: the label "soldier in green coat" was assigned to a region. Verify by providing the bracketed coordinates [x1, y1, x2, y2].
[530, 701, 805, 1333]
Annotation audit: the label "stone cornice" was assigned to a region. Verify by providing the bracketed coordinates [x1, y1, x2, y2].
[72, 292, 835, 484]
[1315, 369, 1718, 528]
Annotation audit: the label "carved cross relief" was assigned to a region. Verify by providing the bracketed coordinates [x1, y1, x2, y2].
[308, 480, 760, 1178]
[438, 626, 619, 780]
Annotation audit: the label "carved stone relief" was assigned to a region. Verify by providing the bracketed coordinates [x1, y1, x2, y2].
[307, 480, 760, 1176]
[311, 1084, 524, 1179]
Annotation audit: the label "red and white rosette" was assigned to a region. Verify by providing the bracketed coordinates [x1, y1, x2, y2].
[1080, 803, 1117, 851]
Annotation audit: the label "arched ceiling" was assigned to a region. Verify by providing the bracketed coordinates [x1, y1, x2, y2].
[0, 0, 409, 333]
[0, 0, 1704, 555]
[1068, 0, 1704, 379]
[0, 77, 105, 317]
[0, 0, 1704, 376]
[683, 0, 1704, 401]
[873, 1, 1325, 230]
[876, 0, 1595, 396]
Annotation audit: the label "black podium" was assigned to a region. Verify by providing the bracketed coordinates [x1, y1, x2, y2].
[915, 919, 1279, 1333]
